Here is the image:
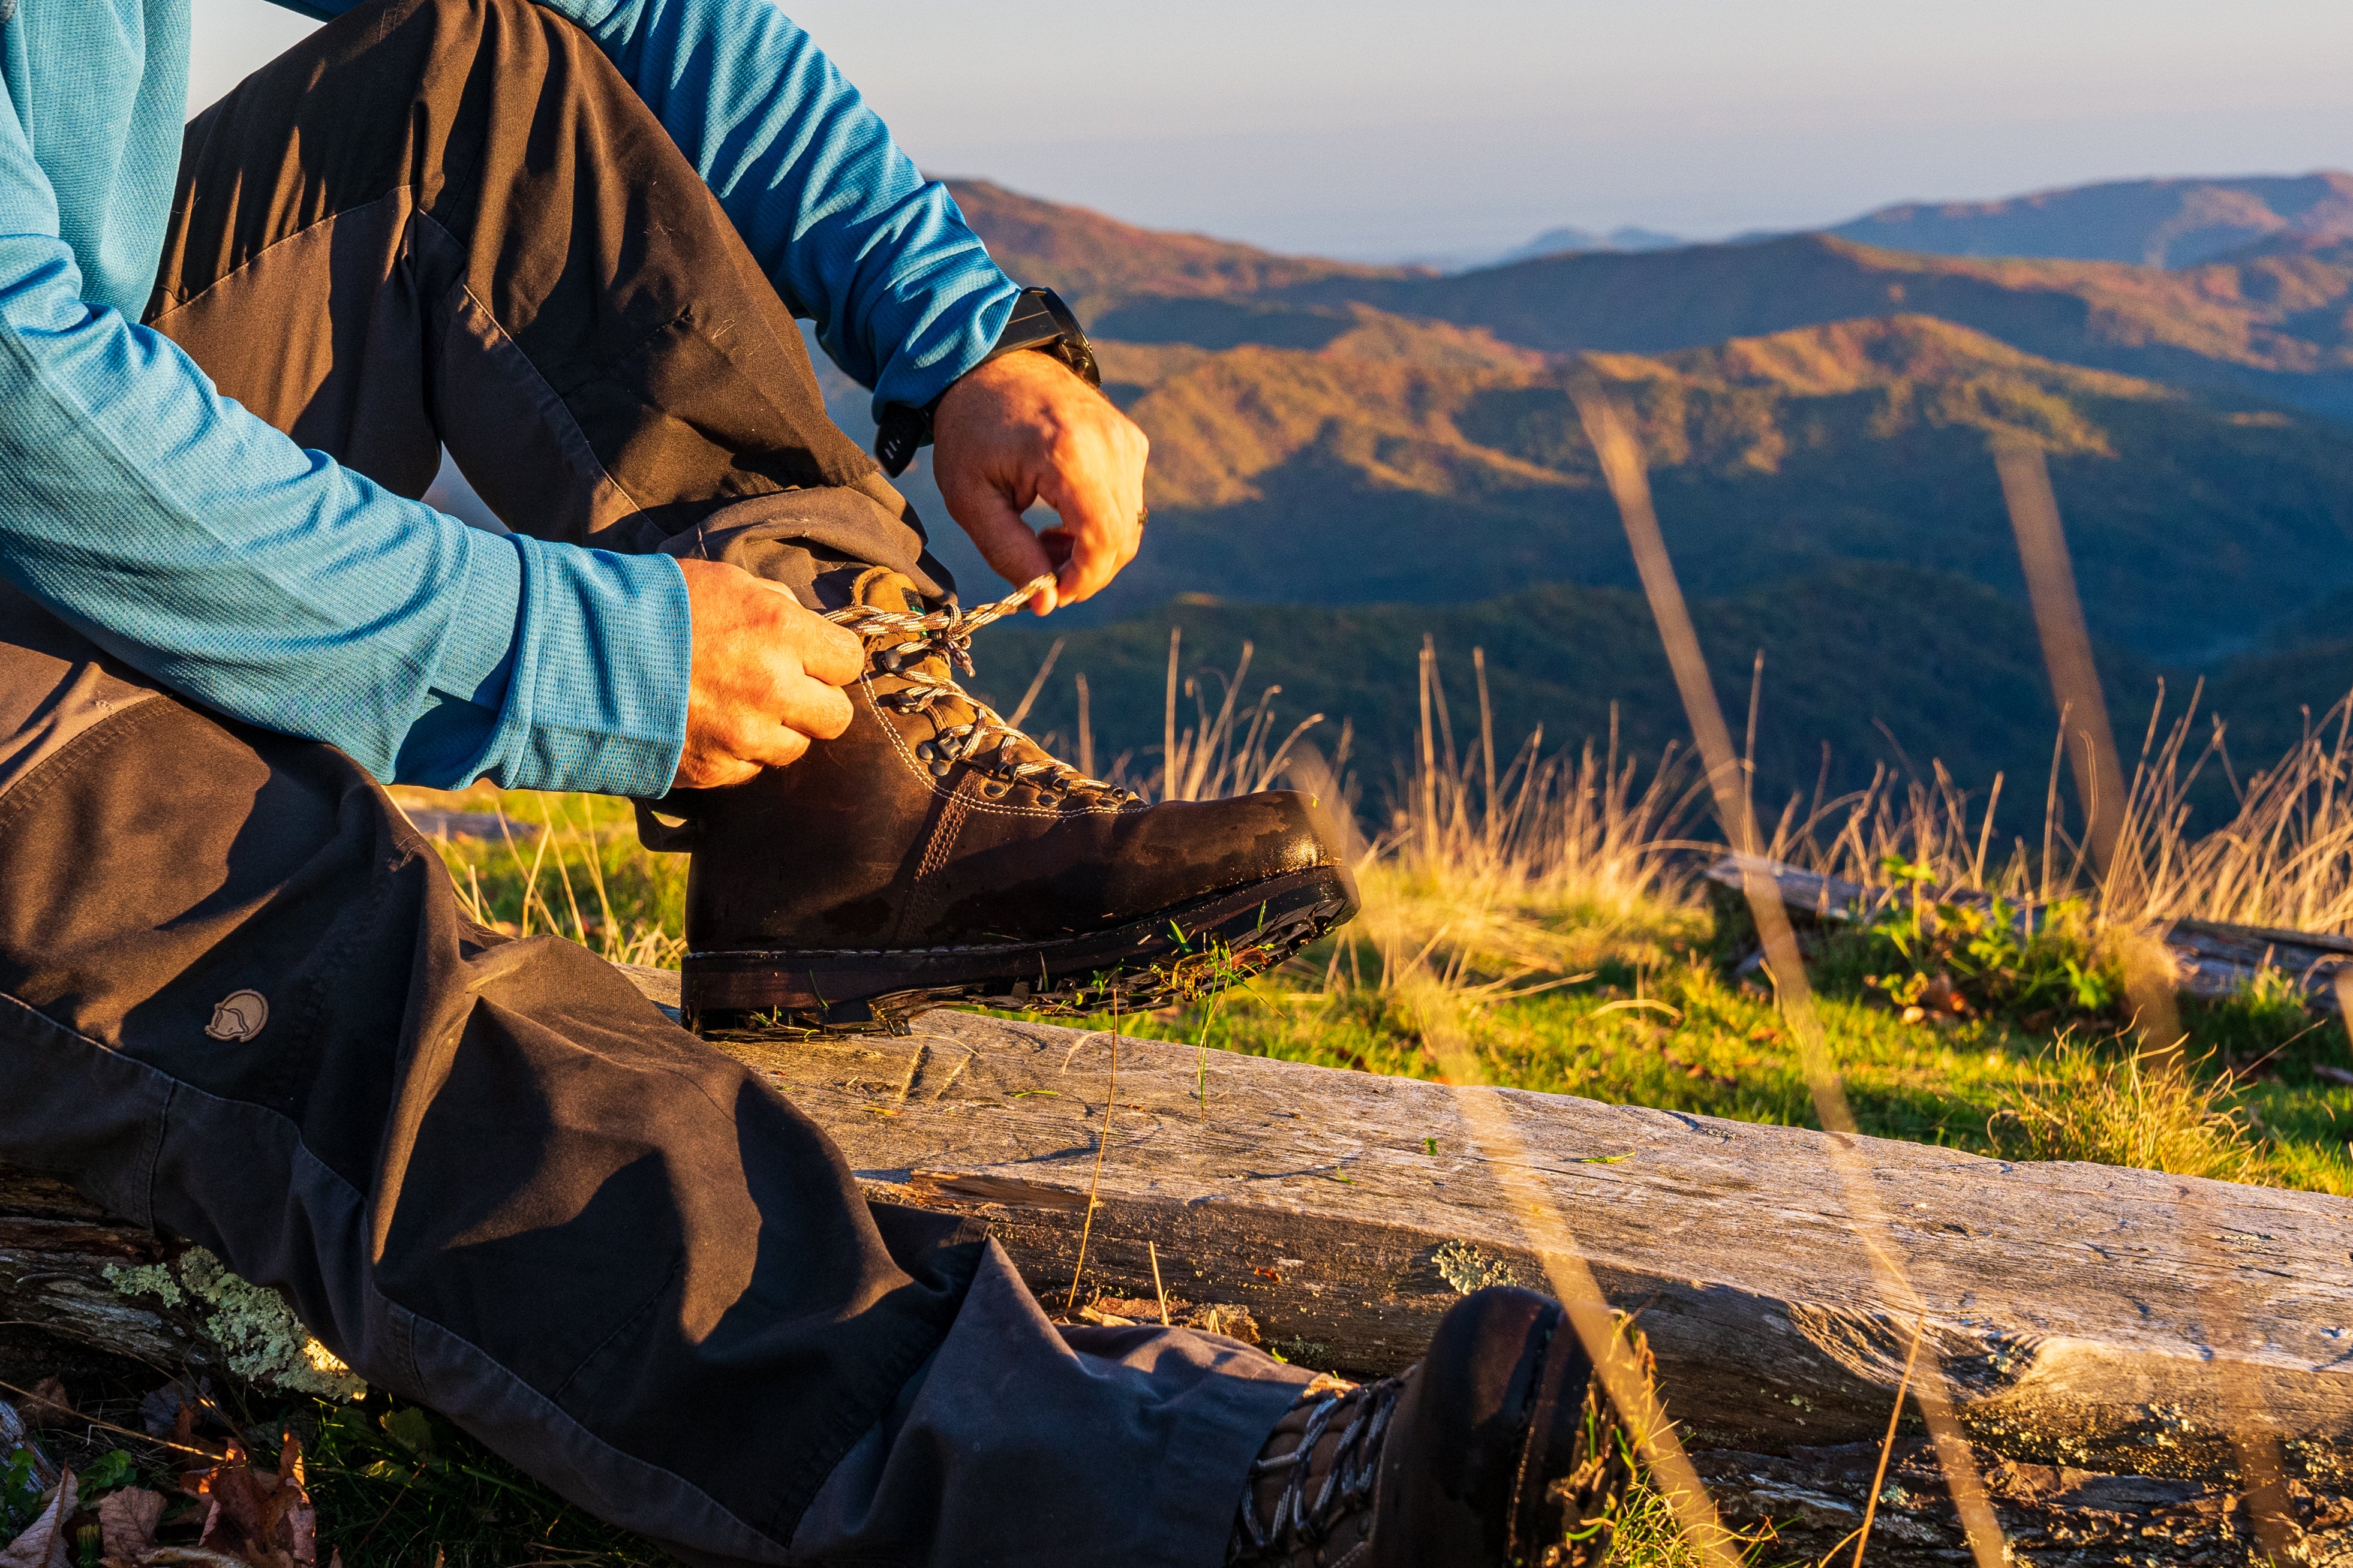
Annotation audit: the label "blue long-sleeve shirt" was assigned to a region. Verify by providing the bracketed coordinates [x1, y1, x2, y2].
[0, 0, 1017, 795]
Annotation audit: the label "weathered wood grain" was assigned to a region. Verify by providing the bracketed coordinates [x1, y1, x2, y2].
[0, 1164, 221, 1378]
[681, 998, 2353, 1485]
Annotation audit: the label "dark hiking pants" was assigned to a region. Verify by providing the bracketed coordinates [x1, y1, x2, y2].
[0, 0, 1306, 1561]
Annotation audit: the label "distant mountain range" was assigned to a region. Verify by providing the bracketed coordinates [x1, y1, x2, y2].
[948, 177, 2353, 422]
[1825, 171, 2353, 269]
[936, 180, 1399, 310]
[1393, 170, 2353, 275]
[807, 173, 2353, 809]
[1499, 225, 1685, 263]
[1400, 225, 1687, 274]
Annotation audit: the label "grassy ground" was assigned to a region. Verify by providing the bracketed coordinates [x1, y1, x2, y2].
[1062, 884, 2353, 1198]
[390, 785, 687, 968]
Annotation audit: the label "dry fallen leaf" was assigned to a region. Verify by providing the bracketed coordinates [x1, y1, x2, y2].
[0, 1468, 76, 1568]
[182, 1434, 314, 1568]
[97, 1486, 167, 1561]
[17, 1383, 71, 1434]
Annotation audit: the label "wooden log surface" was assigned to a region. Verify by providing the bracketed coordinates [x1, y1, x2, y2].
[10, 964, 2353, 1562]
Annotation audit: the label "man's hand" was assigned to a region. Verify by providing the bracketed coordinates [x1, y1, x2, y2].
[672, 558, 865, 788]
[931, 349, 1149, 615]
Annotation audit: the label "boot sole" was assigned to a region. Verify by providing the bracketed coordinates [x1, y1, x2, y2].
[683, 863, 1358, 1036]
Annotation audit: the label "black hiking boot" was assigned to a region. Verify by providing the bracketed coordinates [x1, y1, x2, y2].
[669, 569, 1359, 1034]
[1228, 1288, 1643, 1568]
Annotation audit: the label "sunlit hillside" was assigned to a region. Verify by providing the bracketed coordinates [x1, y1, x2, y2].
[1068, 311, 2353, 663]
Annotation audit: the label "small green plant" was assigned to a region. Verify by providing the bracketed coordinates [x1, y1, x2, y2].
[1820, 855, 2120, 1025]
[1, 1447, 45, 1536]
[73, 1450, 137, 1498]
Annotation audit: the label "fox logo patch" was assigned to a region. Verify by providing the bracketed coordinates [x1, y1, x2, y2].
[204, 990, 269, 1042]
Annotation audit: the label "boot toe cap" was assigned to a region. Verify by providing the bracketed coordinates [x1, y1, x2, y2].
[1118, 788, 1350, 904]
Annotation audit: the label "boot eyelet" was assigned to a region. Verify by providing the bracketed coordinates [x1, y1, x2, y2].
[928, 761, 952, 778]
[916, 741, 937, 761]
[978, 780, 1010, 799]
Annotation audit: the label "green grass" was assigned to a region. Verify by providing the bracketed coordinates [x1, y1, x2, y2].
[1061, 913, 2353, 1199]
[304, 1397, 655, 1568]
[389, 785, 688, 968]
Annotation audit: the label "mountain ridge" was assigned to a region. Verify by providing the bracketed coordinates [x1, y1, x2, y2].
[949, 178, 2353, 422]
[1826, 171, 2353, 269]
[939, 178, 1410, 312]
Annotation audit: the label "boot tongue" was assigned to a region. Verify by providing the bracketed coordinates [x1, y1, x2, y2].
[849, 567, 969, 717]
[851, 566, 923, 614]
[842, 567, 1128, 802]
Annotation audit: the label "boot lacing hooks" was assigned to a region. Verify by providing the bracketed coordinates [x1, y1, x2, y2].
[1233, 1379, 1402, 1557]
[826, 574, 1131, 802]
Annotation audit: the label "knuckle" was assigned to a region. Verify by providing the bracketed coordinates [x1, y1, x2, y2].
[722, 713, 764, 759]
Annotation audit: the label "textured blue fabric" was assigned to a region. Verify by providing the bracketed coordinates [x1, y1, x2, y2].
[0, 0, 1015, 794]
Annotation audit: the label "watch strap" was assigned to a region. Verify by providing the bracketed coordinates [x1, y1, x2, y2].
[874, 287, 1099, 477]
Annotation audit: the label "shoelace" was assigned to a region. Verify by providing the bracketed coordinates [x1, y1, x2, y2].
[1232, 1377, 1402, 1559]
[826, 574, 1132, 801]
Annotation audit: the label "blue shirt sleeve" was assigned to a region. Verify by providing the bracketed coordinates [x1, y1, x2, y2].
[0, 76, 692, 797]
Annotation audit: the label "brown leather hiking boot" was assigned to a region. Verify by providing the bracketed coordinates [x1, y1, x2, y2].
[666, 569, 1359, 1033]
[1228, 1289, 1644, 1568]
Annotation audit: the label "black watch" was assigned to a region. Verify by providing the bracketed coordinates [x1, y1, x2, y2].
[873, 286, 1101, 477]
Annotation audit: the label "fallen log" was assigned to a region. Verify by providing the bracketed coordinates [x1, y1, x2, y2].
[1704, 854, 2353, 1011]
[8, 965, 2353, 1563]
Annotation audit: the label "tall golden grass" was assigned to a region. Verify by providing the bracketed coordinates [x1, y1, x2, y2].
[1049, 616, 2353, 1035]
[1760, 682, 2353, 938]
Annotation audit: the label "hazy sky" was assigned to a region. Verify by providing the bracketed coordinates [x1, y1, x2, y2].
[189, 0, 2353, 261]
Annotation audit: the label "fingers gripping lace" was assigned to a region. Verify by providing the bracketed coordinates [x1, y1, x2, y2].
[825, 575, 1130, 800]
[1234, 1379, 1401, 1558]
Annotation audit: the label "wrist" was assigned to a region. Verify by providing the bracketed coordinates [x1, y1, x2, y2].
[875, 287, 1098, 476]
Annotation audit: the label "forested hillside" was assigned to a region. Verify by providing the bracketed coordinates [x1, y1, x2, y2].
[1075, 312, 2353, 661]
[808, 177, 2353, 803]
[970, 563, 2156, 813]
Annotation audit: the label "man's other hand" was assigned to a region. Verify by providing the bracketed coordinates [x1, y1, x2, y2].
[931, 349, 1148, 616]
[672, 559, 864, 788]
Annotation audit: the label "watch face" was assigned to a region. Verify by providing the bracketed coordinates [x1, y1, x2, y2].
[997, 288, 1100, 389]
[1052, 331, 1101, 390]
[1028, 288, 1099, 388]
